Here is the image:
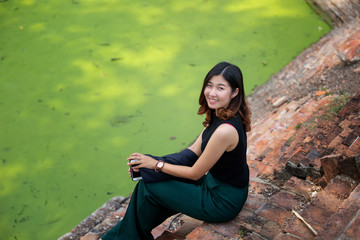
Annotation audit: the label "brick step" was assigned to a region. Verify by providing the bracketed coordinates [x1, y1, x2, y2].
[156, 177, 359, 240]
[246, 94, 336, 181]
[314, 183, 360, 240]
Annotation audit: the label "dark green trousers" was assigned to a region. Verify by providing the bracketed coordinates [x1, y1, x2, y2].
[101, 173, 248, 240]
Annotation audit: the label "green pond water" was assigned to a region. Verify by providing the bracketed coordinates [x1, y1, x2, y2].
[0, 0, 330, 239]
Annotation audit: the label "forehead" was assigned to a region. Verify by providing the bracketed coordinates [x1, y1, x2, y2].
[208, 75, 230, 86]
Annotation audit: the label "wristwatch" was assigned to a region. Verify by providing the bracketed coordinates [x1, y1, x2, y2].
[154, 160, 165, 172]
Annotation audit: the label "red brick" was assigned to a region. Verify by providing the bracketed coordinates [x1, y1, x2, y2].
[339, 119, 352, 129]
[339, 126, 353, 138]
[314, 208, 355, 240]
[339, 155, 360, 180]
[344, 214, 360, 239]
[243, 232, 269, 240]
[234, 208, 255, 222]
[298, 204, 334, 225]
[259, 220, 283, 239]
[257, 164, 276, 179]
[243, 193, 267, 211]
[344, 184, 360, 209]
[248, 159, 260, 169]
[285, 217, 323, 240]
[256, 203, 292, 225]
[324, 175, 358, 199]
[345, 137, 360, 156]
[320, 154, 342, 182]
[328, 136, 343, 149]
[175, 216, 203, 238]
[185, 227, 225, 240]
[152, 225, 168, 239]
[338, 38, 360, 62]
[311, 190, 343, 212]
[274, 232, 305, 240]
[269, 191, 303, 210]
[202, 220, 240, 238]
[250, 168, 261, 179]
[233, 214, 270, 236]
[155, 230, 184, 240]
[80, 233, 99, 240]
[249, 179, 280, 196]
[283, 177, 314, 197]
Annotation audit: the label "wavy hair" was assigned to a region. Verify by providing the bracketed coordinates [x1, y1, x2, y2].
[197, 62, 251, 132]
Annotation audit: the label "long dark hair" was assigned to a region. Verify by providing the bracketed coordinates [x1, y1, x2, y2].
[197, 62, 251, 132]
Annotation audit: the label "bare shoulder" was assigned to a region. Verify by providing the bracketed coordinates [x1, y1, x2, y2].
[211, 123, 238, 141]
[216, 123, 237, 135]
[213, 124, 239, 151]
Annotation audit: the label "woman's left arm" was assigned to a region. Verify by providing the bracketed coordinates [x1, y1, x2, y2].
[128, 124, 238, 181]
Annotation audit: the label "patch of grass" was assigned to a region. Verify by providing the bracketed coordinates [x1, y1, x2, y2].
[304, 93, 351, 131]
[325, 91, 333, 96]
[295, 123, 302, 130]
[329, 94, 351, 115]
[286, 134, 296, 145]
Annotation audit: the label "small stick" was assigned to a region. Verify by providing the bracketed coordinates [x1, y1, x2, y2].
[349, 136, 359, 148]
[292, 209, 318, 236]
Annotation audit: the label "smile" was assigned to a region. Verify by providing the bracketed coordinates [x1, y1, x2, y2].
[208, 98, 217, 104]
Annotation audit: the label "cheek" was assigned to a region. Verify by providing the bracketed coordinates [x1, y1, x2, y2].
[220, 91, 232, 101]
[203, 88, 210, 96]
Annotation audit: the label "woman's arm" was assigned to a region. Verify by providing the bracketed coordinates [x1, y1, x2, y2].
[187, 128, 204, 157]
[128, 124, 238, 181]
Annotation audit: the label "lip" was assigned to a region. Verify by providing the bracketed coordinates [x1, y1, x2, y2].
[208, 98, 217, 104]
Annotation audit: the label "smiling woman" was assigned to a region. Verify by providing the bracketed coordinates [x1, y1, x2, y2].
[0, 0, 330, 239]
[100, 62, 251, 240]
[204, 75, 238, 110]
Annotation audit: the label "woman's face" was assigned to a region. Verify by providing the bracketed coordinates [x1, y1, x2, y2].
[204, 75, 238, 110]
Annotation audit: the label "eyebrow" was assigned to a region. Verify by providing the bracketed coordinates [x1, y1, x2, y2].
[208, 81, 227, 87]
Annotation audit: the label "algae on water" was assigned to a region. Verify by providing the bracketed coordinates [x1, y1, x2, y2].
[0, 0, 330, 239]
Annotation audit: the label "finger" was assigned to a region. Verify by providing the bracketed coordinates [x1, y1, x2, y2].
[129, 153, 143, 159]
[127, 155, 141, 161]
[127, 160, 141, 166]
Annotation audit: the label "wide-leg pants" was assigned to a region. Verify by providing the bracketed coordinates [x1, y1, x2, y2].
[101, 173, 248, 240]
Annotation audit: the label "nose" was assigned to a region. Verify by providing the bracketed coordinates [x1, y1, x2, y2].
[209, 88, 217, 96]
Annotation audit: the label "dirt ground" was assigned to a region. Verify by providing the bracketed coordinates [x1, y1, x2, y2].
[248, 52, 360, 125]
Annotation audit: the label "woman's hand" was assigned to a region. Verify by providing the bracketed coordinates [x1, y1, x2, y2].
[127, 153, 158, 170]
[127, 167, 133, 178]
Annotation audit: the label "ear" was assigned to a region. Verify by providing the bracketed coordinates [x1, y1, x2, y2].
[231, 88, 239, 99]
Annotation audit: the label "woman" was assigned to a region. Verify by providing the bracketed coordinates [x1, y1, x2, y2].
[101, 61, 251, 240]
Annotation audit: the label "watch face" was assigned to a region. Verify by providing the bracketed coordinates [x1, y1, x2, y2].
[158, 161, 164, 168]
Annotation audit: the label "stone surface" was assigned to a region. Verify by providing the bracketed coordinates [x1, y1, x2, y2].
[273, 96, 288, 108]
[284, 217, 323, 240]
[311, 190, 344, 212]
[298, 204, 335, 225]
[255, 203, 292, 226]
[338, 38, 360, 63]
[320, 154, 342, 182]
[344, 214, 360, 239]
[269, 191, 303, 211]
[184, 227, 225, 240]
[324, 175, 358, 199]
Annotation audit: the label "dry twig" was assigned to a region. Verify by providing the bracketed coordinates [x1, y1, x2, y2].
[292, 209, 318, 236]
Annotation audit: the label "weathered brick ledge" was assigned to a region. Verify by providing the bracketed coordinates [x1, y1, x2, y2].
[59, 1, 360, 239]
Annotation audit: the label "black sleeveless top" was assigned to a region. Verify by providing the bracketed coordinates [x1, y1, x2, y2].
[201, 114, 249, 188]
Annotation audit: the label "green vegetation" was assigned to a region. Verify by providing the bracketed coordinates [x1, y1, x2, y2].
[305, 92, 351, 130]
[0, 1, 330, 239]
